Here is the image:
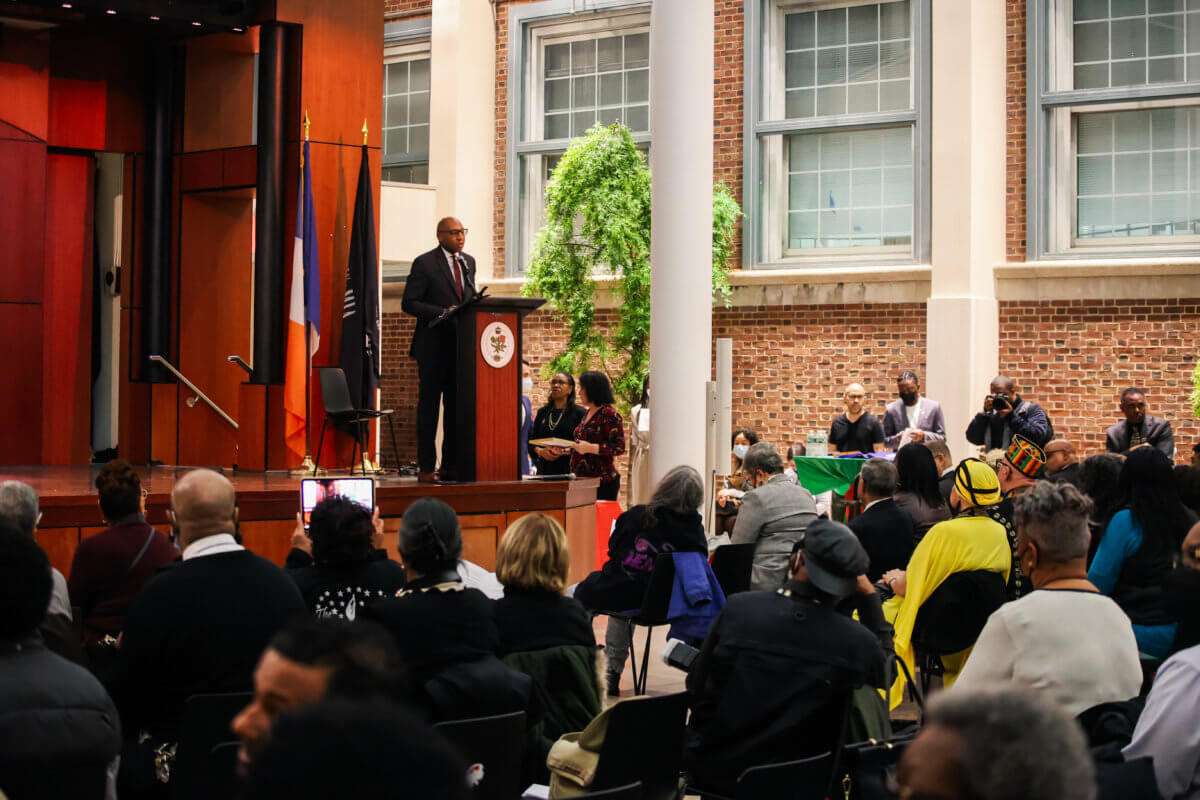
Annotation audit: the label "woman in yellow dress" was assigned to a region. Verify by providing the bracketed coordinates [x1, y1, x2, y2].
[878, 458, 1011, 707]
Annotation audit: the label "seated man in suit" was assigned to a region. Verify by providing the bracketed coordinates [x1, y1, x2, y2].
[882, 371, 947, 449]
[400, 217, 478, 482]
[926, 440, 956, 504]
[849, 459, 915, 582]
[111, 469, 307, 795]
[1106, 387, 1174, 457]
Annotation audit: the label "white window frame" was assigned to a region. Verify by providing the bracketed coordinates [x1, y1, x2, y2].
[506, 0, 652, 276]
[744, 0, 931, 269]
[1028, 0, 1200, 259]
[383, 40, 431, 186]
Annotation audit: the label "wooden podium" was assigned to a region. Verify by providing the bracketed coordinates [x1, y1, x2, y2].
[453, 296, 545, 482]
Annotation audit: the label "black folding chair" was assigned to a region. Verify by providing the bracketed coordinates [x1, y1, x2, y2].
[206, 741, 241, 800]
[911, 569, 1008, 695]
[314, 366, 401, 474]
[171, 692, 253, 800]
[434, 711, 527, 800]
[591, 692, 689, 800]
[710, 543, 756, 598]
[736, 753, 835, 800]
[595, 553, 677, 696]
[571, 783, 643, 799]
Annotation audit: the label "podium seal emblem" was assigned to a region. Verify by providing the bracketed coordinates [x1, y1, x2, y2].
[481, 321, 515, 368]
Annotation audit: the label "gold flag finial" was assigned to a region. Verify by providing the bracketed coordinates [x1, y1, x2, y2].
[362, 118, 368, 145]
[303, 109, 310, 141]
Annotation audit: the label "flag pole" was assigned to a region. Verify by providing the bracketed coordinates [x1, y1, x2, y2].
[359, 117, 382, 475]
[292, 110, 320, 476]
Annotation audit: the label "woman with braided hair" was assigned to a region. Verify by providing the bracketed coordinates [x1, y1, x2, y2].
[363, 497, 534, 722]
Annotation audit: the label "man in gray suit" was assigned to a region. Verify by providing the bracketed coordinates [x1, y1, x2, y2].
[732, 443, 818, 591]
[882, 371, 947, 450]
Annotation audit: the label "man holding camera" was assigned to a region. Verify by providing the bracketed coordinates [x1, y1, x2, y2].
[966, 376, 1052, 450]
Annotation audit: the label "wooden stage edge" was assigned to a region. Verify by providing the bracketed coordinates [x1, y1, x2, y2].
[3, 466, 601, 586]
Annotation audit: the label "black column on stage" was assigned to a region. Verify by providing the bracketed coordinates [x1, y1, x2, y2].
[252, 23, 286, 385]
[143, 43, 178, 384]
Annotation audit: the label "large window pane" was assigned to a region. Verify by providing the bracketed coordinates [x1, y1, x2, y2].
[1073, 2, 1199, 87]
[785, 127, 913, 250]
[784, 1, 911, 118]
[382, 56, 431, 185]
[542, 33, 650, 137]
[1075, 106, 1200, 239]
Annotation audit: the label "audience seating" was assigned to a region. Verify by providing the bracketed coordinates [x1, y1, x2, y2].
[836, 735, 915, 800]
[434, 710, 527, 800]
[590, 692, 689, 800]
[710, 543, 756, 597]
[594, 554, 677, 696]
[911, 570, 1007, 695]
[170, 691, 253, 800]
[735, 752, 835, 800]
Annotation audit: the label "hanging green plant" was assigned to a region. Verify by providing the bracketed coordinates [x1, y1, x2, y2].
[522, 121, 742, 412]
[1191, 360, 1200, 419]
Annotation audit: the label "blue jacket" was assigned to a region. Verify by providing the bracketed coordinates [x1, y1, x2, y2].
[667, 552, 726, 644]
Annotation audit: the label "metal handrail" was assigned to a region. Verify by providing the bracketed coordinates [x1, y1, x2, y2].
[148, 355, 239, 431]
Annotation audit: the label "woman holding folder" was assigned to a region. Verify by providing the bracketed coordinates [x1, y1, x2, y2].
[529, 372, 585, 475]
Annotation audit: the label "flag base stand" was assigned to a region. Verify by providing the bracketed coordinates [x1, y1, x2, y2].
[290, 455, 325, 477]
[359, 455, 386, 475]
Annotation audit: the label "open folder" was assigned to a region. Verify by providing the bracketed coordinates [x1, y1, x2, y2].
[529, 437, 576, 448]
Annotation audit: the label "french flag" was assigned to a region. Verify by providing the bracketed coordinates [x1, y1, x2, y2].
[284, 139, 320, 461]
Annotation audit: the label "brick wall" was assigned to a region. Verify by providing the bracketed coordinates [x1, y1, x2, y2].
[999, 299, 1200, 460]
[381, 302, 929, 474]
[1006, 0, 1027, 261]
[384, 0, 431, 17]
[382, 298, 1200, 476]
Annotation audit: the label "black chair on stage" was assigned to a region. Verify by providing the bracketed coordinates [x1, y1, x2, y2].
[710, 543, 756, 598]
[171, 691, 253, 800]
[314, 367, 401, 474]
[589, 692, 689, 800]
[911, 569, 1007, 695]
[594, 553, 677, 696]
[434, 711, 527, 800]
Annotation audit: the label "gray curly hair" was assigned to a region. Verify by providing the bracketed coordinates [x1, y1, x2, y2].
[922, 688, 1096, 800]
[1013, 481, 1094, 563]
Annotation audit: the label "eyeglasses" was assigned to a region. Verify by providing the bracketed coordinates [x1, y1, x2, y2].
[438, 228, 468, 236]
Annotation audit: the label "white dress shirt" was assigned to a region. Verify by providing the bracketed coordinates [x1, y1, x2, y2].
[182, 533, 244, 560]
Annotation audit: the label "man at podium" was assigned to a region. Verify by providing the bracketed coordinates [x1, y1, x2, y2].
[401, 217, 478, 482]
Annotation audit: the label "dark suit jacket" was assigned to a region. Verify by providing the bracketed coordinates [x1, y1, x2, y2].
[847, 498, 916, 583]
[1047, 462, 1082, 489]
[938, 470, 956, 504]
[1105, 415, 1175, 457]
[400, 247, 478, 361]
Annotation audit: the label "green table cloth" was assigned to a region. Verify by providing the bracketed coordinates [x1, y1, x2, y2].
[792, 455, 868, 495]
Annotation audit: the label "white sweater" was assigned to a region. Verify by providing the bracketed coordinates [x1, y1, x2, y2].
[953, 589, 1142, 717]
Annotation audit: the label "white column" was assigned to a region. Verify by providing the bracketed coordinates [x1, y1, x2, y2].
[648, 0, 714, 486]
[925, 0, 1006, 464]
[429, 0, 495, 278]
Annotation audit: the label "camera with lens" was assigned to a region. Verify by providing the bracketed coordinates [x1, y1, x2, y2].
[991, 394, 1011, 412]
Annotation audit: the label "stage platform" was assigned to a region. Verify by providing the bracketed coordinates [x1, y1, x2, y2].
[3, 466, 600, 585]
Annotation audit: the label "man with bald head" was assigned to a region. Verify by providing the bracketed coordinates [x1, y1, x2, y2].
[828, 383, 885, 455]
[401, 217, 479, 482]
[111, 469, 305, 794]
[966, 375, 1053, 450]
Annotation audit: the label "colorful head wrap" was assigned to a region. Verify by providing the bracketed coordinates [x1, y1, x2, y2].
[954, 458, 1002, 507]
[1004, 434, 1046, 479]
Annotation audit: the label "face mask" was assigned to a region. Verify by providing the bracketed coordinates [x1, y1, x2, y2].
[733, 444, 749, 460]
[899, 391, 919, 405]
[522, 377, 534, 395]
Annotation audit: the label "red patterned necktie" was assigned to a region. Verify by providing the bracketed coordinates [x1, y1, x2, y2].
[452, 254, 465, 300]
